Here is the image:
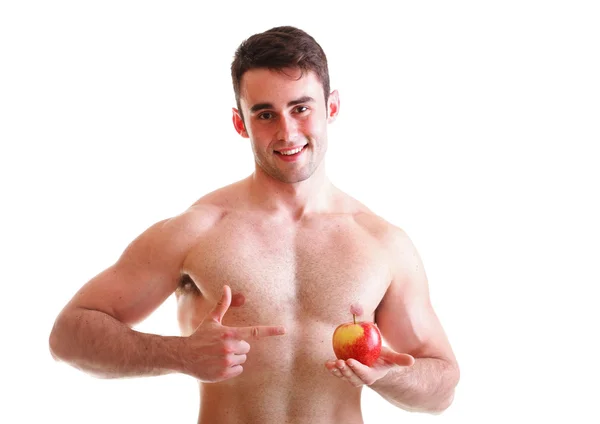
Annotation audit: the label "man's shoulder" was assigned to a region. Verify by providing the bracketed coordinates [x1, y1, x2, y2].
[337, 193, 410, 251]
[191, 178, 248, 210]
[162, 180, 247, 236]
[352, 209, 407, 244]
[335, 192, 400, 239]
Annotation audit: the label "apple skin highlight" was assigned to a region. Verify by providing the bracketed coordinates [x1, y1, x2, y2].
[332, 320, 382, 367]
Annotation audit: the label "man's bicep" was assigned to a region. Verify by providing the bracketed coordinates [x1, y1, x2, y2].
[376, 280, 452, 360]
[376, 231, 455, 361]
[63, 219, 185, 326]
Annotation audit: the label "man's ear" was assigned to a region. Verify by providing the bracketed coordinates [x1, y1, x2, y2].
[327, 90, 340, 123]
[232, 108, 249, 138]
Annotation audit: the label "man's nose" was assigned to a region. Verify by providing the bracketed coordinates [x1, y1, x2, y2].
[276, 115, 298, 142]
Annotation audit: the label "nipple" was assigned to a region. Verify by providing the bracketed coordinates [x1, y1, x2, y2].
[350, 304, 363, 317]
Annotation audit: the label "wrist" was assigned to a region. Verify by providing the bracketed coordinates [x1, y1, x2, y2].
[370, 363, 408, 389]
[144, 333, 187, 375]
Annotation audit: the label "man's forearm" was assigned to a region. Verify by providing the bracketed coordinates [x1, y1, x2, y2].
[370, 357, 459, 413]
[49, 308, 184, 379]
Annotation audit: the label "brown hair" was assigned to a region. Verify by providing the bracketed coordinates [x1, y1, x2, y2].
[231, 26, 330, 118]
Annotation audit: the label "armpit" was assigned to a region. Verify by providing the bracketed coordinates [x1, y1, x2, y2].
[175, 274, 201, 297]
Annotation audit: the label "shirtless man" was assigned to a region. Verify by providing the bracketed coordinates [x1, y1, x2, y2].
[49, 26, 460, 423]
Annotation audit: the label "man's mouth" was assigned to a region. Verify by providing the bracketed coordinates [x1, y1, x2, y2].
[275, 145, 307, 156]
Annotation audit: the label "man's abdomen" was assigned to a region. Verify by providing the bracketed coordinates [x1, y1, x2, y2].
[197, 319, 365, 424]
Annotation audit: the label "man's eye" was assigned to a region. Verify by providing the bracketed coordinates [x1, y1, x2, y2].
[295, 106, 308, 113]
[258, 112, 273, 120]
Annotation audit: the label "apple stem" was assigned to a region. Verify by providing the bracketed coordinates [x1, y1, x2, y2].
[353, 314, 356, 325]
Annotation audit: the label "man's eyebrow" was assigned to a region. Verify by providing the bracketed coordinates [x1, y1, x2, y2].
[288, 96, 315, 107]
[249, 103, 273, 113]
[249, 96, 315, 113]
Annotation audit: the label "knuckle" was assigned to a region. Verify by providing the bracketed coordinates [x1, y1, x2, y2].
[238, 342, 250, 353]
[233, 365, 244, 376]
[222, 355, 234, 368]
[251, 327, 260, 339]
[218, 364, 242, 380]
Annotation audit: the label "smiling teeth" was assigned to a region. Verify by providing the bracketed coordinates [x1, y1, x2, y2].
[279, 147, 304, 155]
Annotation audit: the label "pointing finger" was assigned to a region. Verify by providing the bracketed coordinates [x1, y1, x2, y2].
[231, 325, 286, 340]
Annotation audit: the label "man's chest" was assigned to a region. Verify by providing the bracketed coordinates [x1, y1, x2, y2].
[182, 215, 392, 324]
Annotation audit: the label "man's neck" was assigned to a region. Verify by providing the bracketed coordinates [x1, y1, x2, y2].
[248, 163, 335, 219]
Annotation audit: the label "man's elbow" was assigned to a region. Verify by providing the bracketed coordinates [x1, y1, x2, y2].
[431, 363, 460, 414]
[48, 311, 75, 363]
[428, 390, 455, 414]
[48, 319, 66, 362]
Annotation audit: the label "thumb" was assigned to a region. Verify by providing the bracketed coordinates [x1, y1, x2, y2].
[210, 285, 232, 324]
[379, 346, 415, 367]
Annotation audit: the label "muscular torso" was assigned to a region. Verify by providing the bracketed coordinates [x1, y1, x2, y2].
[175, 188, 393, 424]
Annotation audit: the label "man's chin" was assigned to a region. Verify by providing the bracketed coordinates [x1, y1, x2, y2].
[272, 168, 314, 184]
[276, 174, 312, 184]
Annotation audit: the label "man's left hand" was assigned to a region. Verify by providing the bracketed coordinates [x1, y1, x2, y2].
[325, 346, 415, 387]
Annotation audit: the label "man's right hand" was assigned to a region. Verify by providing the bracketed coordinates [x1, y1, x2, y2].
[180, 285, 286, 383]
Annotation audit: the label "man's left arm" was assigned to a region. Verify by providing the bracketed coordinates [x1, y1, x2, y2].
[373, 227, 459, 413]
[326, 226, 460, 413]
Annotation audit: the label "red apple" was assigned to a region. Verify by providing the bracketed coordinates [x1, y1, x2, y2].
[332, 313, 382, 366]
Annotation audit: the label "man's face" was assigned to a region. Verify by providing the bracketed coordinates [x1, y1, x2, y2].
[233, 68, 338, 184]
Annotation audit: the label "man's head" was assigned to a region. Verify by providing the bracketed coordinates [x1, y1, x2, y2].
[230, 26, 339, 184]
[231, 26, 330, 119]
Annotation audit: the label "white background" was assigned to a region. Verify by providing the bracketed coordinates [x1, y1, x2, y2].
[1, 1, 599, 423]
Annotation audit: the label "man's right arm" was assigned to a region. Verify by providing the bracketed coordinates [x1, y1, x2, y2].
[49, 206, 286, 381]
[48, 211, 199, 379]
